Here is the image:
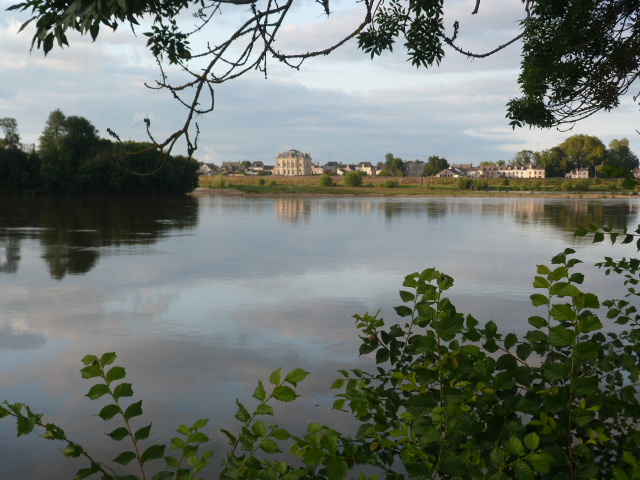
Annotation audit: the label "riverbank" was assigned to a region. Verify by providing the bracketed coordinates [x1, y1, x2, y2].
[195, 175, 637, 198]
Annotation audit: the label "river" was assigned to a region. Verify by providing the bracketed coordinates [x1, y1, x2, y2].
[0, 194, 638, 478]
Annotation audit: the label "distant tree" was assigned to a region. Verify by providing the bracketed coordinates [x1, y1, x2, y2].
[558, 134, 606, 174]
[539, 146, 570, 177]
[510, 150, 541, 167]
[0, 118, 21, 150]
[422, 155, 449, 176]
[383, 153, 405, 176]
[39, 109, 66, 156]
[343, 171, 364, 187]
[40, 111, 101, 193]
[240, 160, 251, 170]
[602, 138, 639, 177]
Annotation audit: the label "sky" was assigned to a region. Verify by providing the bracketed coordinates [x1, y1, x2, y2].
[1, 0, 639, 166]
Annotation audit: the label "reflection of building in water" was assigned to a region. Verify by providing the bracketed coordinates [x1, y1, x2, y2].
[0, 237, 20, 273]
[274, 150, 313, 176]
[276, 199, 311, 224]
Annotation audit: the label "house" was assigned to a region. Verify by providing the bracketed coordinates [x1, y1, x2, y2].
[403, 160, 425, 177]
[220, 161, 242, 174]
[323, 162, 341, 174]
[436, 163, 545, 179]
[273, 150, 313, 176]
[357, 162, 376, 176]
[565, 168, 589, 179]
[435, 167, 466, 178]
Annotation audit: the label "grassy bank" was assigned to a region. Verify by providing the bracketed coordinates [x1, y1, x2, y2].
[198, 175, 637, 197]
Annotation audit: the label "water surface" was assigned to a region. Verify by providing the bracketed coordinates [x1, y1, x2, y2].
[1, 195, 638, 478]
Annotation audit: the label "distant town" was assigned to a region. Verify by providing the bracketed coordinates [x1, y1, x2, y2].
[199, 149, 613, 179]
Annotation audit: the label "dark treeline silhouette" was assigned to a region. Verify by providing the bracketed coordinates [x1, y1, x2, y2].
[0, 111, 199, 195]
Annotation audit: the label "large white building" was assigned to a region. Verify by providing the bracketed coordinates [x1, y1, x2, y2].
[274, 150, 313, 176]
[436, 163, 545, 179]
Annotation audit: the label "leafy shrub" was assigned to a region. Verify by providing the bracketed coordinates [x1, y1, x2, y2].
[3, 227, 640, 480]
[257, 178, 265, 185]
[318, 174, 333, 187]
[210, 175, 229, 188]
[455, 176, 472, 190]
[380, 179, 399, 188]
[343, 171, 364, 187]
[531, 180, 542, 191]
[561, 180, 573, 191]
[267, 179, 277, 187]
[472, 179, 489, 190]
[574, 178, 591, 191]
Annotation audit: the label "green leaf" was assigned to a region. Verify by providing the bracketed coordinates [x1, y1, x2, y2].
[577, 316, 603, 334]
[576, 293, 600, 309]
[269, 368, 282, 385]
[256, 404, 274, 416]
[550, 304, 577, 323]
[17, 414, 37, 436]
[141, 444, 165, 463]
[394, 305, 412, 317]
[235, 400, 250, 422]
[107, 427, 129, 441]
[399, 290, 415, 303]
[86, 383, 109, 400]
[530, 294, 549, 306]
[549, 326, 575, 347]
[528, 316, 547, 328]
[504, 333, 518, 350]
[285, 368, 310, 385]
[528, 453, 550, 473]
[99, 404, 121, 421]
[80, 365, 102, 379]
[327, 456, 349, 480]
[113, 451, 137, 465]
[135, 424, 152, 441]
[272, 386, 299, 402]
[61, 443, 84, 457]
[252, 381, 266, 401]
[504, 436, 525, 457]
[73, 463, 100, 480]
[113, 383, 133, 401]
[188, 431, 208, 443]
[105, 366, 126, 384]
[533, 276, 550, 289]
[514, 459, 534, 480]
[192, 419, 208, 429]
[81, 354, 98, 366]
[123, 400, 143, 420]
[100, 352, 117, 366]
[536, 264, 551, 274]
[271, 428, 291, 440]
[523, 432, 540, 451]
[259, 438, 281, 454]
[251, 420, 267, 437]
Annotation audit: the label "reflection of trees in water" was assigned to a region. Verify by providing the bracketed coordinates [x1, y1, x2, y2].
[0, 196, 199, 279]
[0, 237, 20, 273]
[515, 200, 639, 237]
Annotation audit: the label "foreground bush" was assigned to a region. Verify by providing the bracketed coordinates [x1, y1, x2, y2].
[2, 226, 640, 480]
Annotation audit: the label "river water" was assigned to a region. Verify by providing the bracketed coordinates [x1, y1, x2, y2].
[0, 194, 638, 478]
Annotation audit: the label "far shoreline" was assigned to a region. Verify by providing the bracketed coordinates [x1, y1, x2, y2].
[191, 187, 637, 200]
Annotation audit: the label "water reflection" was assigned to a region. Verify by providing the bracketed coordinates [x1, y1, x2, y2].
[0, 196, 198, 279]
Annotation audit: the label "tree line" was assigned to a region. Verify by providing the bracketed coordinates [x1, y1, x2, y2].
[0, 111, 199, 195]
[501, 134, 639, 178]
[383, 134, 638, 178]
